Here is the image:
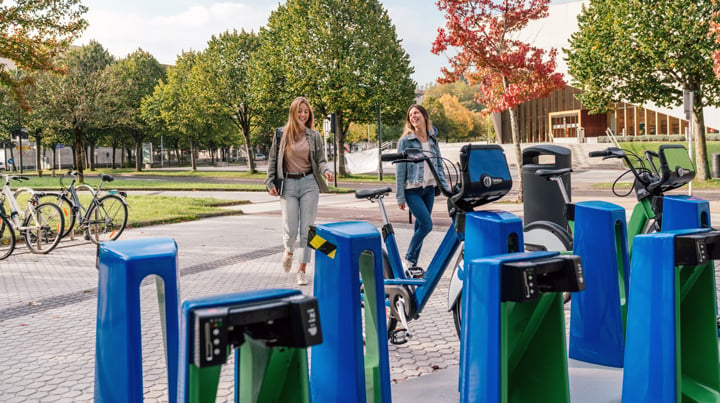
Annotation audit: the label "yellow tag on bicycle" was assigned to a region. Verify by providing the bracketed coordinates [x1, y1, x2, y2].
[307, 226, 336, 259]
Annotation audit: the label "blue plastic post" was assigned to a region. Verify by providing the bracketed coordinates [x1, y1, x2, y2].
[460, 251, 567, 403]
[458, 210, 524, 387]
[95, 237, 180, 403]
[569, 201, 629, 367]
[463, 211, 524, 263]
[310, 221, 391, 403]
[661, 195, 711, 231]
[661, 195, 717, 337]
[622, 230, 720, 402]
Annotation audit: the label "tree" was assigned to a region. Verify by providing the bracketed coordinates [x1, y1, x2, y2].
[424, 80, 485, 112]
[433, 0, 565, 201]
[438, 93, 474, 141]
[31, 41, 115, 181]
[251, 0, 415, 176]
[141, 51, 216, 171]
[567, 0, 720, 181]
[195, 30, 260, 172]
[105, 49, 166, 171]
[0, 0, 88, 107]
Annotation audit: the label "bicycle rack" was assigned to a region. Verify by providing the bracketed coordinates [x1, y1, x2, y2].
[569, 201, 630, 367]
[308, 221, 392, 403]
[94, 237, 181, 402]
[623, 229, 720, 402]
[460, 252, 584, 403]
[177, 289, 322, 403]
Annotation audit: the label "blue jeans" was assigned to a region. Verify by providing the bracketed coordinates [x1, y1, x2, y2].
[280, 175, 320, 263]
[404, 186, 435, 266]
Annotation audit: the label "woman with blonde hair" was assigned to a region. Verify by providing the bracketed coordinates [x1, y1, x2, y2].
[395, 104, 448, 271]
[265, 97, 334, 285]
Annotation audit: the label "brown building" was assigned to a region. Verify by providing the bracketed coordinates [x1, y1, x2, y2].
[493, 85, 709, 144]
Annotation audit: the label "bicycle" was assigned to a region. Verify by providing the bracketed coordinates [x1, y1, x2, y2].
[447, 144, 699, 334]
[522, 144, 699, 255]
[0, 174, 64, 254]
[0, 208, 16, 260]
[358, 144, 515, 345]
[39, 171, 129, 245]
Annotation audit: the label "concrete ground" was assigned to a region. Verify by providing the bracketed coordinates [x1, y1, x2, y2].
[1, 168, 719, 402]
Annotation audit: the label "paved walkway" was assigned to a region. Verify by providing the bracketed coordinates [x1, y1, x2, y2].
[1, 172, 719, 401]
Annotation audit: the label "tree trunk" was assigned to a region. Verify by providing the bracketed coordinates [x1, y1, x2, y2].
[89, 142, 96, 171]
[34, 129, 42, 177]
[504, 76, 524, 202]
[693, 106, 709, 181]
[135, 139, 143, 172]
[73, 126, 84, 182]
[190, 138, 197, 171]
[111, 141, 117, 169]
[335, 111, 347, 176]
[509, 106, 523, 202]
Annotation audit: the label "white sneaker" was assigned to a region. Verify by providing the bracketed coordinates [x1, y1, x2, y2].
[296, 271, 309, 286]
[282, 253, 293, 272]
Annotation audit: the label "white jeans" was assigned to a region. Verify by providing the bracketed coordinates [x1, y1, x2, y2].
[280, 175, 319, 264]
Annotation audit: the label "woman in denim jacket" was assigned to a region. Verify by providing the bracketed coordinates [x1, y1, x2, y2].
[395, 104, 449, 269]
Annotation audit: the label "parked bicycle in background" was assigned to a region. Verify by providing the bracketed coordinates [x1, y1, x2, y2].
[0, 174, 64, 254]
[39, 171, 128, 245]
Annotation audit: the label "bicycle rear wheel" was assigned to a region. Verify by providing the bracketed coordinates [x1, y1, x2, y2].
[85, 194, 128, 244]
[23, 202, 64, 254]
[0, 213, 16, 260]
[39, 193, 76, 239]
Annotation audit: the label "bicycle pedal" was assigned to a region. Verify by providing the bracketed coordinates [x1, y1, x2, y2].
[390, 329, 410, 345]
[406, 266, 424, 278]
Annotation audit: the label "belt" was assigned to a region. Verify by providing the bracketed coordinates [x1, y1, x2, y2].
[285, 169, 313, 179]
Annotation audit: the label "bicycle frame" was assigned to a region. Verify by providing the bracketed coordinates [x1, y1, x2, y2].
[374, 193, 463, 314]
[1, 176, 36, 228]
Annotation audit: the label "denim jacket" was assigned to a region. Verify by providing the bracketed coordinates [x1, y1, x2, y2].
[265, 127, 332, 193]
[395, 127, 449, 205]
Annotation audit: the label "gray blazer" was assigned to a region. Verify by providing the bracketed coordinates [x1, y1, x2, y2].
[265, 127, 332, 193]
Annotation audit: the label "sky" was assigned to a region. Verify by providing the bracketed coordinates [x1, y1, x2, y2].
[75, 0, 453, 87]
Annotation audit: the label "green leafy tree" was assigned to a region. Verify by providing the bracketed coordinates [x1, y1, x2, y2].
[31, 41, 115, 181]
[0, 0, 88, 107]
[195, 29, 260, 172]
[141, 51, 215, 171]
[422, 97, 452, 142]
[104, 49, 165, 171]
[250, 0, 415, 176]
[567, 0, 720, 180]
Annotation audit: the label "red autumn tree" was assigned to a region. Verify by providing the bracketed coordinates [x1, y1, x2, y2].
[0, 0, 88, 108]
[432, 0, 565, 201]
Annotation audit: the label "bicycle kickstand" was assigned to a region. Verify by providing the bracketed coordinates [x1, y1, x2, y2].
[390, 298, 412, 345]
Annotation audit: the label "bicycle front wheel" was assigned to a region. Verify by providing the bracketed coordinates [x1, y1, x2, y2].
[23, 202, 64, 254]
[0, 213, 16, 260]
[39, 193, 76, 239]
[85, 194, 128, 244]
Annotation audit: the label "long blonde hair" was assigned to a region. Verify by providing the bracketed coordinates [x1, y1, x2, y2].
[403, 104, 433, 136]
[283, 96, 314, 157]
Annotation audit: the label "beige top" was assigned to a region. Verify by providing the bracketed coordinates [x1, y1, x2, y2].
[284, 135, 311, 174]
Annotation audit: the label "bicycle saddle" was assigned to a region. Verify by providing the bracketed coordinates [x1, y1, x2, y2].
[355, 186, 392, 199]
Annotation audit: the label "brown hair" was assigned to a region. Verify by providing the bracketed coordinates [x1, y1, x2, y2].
[283, 96, 314, 157]
[403, 104, 433, 136]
